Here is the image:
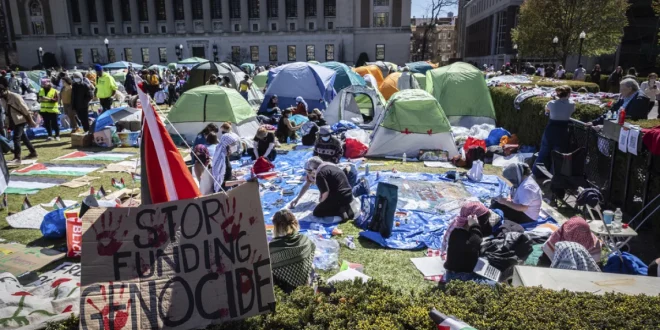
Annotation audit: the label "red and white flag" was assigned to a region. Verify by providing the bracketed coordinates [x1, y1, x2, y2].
[136, 77, 200, 204]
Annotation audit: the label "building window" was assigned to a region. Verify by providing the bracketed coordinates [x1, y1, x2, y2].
[306, 45, 315, 61]
[192, 0, 203, 20]
[269, 45, 278, 62]
[143, 26, 149, 33]
[374, 12, 389, 27]
[308, 22, 315, 30]
[287, 45, 296, 61]
[138, 0, 148, 21]
[29, 0, 45, 35]
[374, 0, 389, 6]
[250, 46, 259, 62]
[252, 23, 259, 32]
[376, 44, 385, 60]
[325, 44, 334, 61]
[91, 48, 100, 63]
[271, 23, 277, 31]
[104, 0, 114, 21]
[126, 26, 132, 34]
[248, 0, 260, 19]
[157, 0, 167, 20]
[108, 48, 117, 62]
[286, 0, 297, 18]
[211, 0, 222, 19]
[93, 27, 99, 34]
[305, 0, 316, 17]
[88, 0, 97, 22]
[289, 22, 296, 31]
[141, 48, 150, 63]
[230, 0, 241, 19]
[232, 46, 240, 63]
[324, 0, 336, 17]
[234, 24, 241, 32]
[109, 27, 115, 34]
[71, 0, 81, 23]
[125, 48, 133, 61]
[267, 0, 278, 18]
[159, 48, 167, 62]
[327, 21, 333, 29]
[75, 49, 83, 64]
[160, 26, 166, 33]
[174, 0, 184, 20]
[77, 27, 82, 35]
[122, 0, 131, 22]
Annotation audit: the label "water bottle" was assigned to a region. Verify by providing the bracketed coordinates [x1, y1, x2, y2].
[365, 164, 370, 176]
[344, 236, 356, 250]
[402, 153, 407, 164]
[614, 208, 623, 232]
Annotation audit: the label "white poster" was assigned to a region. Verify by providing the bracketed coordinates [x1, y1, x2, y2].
[627, 129, 640, 156]
[618, 128, 629, 153]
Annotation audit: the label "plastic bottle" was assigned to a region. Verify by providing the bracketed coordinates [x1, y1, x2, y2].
[614, 208, 623, 232]
[606, 110, 613, 120]
[344, 236, 356, 250]
[618, 108, 626, 125]
[402, 153, 407, 164]
[365, 164, 370, 176]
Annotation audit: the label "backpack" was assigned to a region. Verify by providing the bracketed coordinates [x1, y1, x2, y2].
[367, 182, 398, 238]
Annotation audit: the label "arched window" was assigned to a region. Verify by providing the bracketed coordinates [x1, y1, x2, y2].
[29, 0, 45, 35]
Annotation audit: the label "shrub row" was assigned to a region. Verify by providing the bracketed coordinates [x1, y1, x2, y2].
[47, 281, 660, 330]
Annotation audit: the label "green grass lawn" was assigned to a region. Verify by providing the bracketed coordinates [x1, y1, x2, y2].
[0, 134, 579, 293]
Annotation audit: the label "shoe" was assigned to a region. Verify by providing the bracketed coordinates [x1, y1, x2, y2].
[55, 137, 61, 141]
[25, 152, 38, 159]
[7, 158, 21, 165]
[46, 137, 53, 141]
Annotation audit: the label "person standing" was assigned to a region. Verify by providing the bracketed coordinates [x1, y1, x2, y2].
[59, 76, 77, 132]
[608, 66, 624, 93]
[71, 72, 93, 133]
[94, 64, 117, 112]
[590, 64, 601, 85]
[124, 68, 137, 96]
[641, 73, 660, 113]
[573, 64, 586, 81]
[533, 86, 575, 177]
[554, 65, 566, 79]
[239, 75, 251, 100]
[38, 79, 60, 141]
[0, 79, 38, 164]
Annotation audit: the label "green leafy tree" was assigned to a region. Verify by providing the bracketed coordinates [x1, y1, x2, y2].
[511, 0, 629, 66]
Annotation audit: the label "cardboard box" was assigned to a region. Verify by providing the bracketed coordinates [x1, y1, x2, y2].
[93, 127, 113, 148]
[71, 132, 92, 147]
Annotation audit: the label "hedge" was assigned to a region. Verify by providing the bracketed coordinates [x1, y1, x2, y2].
[46, 281, 660, 330]
[490, 87, 603, 146]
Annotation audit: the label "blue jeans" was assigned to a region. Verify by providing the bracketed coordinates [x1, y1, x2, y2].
[533, 120, 569, 177]
[240, 91, 249, 100]
[443, 270, 497, 286]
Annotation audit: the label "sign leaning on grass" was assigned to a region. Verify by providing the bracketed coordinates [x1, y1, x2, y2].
[80, 182, 275, 330]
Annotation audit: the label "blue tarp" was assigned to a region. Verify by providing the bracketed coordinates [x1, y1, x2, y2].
[94, 106, 139, 132]
[320, 61, 366, 92]
[262, 62, 337, 113]
[406, 61, 434, 75]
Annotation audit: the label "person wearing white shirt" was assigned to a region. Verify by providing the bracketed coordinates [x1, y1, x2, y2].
[554, 65, 566, 79]
[491, 163, 542, 224]
[573, 64, 586, 81]
[640, 72, 660, 113]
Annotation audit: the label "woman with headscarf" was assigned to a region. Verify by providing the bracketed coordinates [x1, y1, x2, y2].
[542, 216, 602, 262]
[442, 202, 496, 285]
[492, 163, 542, 224]
[192, 144, 215, 195]
[211, 130, 239, 192]
[293, 96, 308, 116]
[550, 241, 600, 272]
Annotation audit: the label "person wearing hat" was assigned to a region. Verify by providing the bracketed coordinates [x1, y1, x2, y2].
[290, 156, 355, 219]
[38, 79, 61, 141]
[492, 163, 542, 224]
[314, 126, 343, 164]
[0, 78, 38, 164]
[94, 64, 117, 112]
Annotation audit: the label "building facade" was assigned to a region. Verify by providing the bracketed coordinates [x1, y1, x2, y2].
[410, 16, 455, 64]
[6, 0, 412, 69]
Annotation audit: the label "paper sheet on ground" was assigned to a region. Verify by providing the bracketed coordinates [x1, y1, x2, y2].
[0, 243, 64, 276]
[5, 176, 67, 194]
[492, 153, 534, 167]
[286, 190, 343, 224]
[100, 160, 140, 173]
[411, 257, 446, 277]
[424, 161, 456, 169]
[5, 206, 49, 229]
[60, 180, 89, 188]
[72, 176, 100, 183]
[40, 198, 77, 209]
[0, 262, 80, 329]
[326, 268, 371, 284]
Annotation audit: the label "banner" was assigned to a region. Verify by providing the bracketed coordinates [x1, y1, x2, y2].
[80, 182, 275, 330]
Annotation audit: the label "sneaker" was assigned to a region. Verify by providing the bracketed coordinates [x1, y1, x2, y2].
[7, 158, 21, 166]
[55, 137, 61, 141]
[25, 152, 38, 159]
[46, 137, 53, 141]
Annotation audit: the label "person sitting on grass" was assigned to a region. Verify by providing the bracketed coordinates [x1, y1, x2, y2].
[275, 108, 301, 143]
[268, 209, 316, 293]
[443, 202, 497, 286]
[550, 241, 600, 272]
[252, 126, 277, 161]
[541, 216, 602, 263]
[290, 156, 356, 220]
[300, 114, 320, 146]
[491, 163, 542, 224]
[314, 126, 343, 164]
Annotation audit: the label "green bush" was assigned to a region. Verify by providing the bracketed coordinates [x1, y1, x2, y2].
[47, 281, 660, 330]
[490, 87, 603, 146]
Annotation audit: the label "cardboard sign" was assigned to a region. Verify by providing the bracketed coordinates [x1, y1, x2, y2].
[80, 182, 275, 330]
[0, 244, 65, 277]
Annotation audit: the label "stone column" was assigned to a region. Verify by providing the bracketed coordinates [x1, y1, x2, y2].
[240, 0, 248, 32]
[221, 0, 230, 31]
[316, 0, 324, 30]
[147, 0, 158, 33]
[278, 0, 286, 30]
[129, 0, 140, 33]
[184, 0, 193, 32]
[112, 0, 123, 34]
[165, 0, 175, 32]
[78, 0, 90, 35]
[95, 0, 107, 34]
[203, 0, 212, 32]
[260, 0, 268, 32]
[297, 0, 304, 30]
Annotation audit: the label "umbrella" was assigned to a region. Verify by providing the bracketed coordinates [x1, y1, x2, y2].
[104, 61, 144, 70]
[94, 106, 140, 132]
[178, 57, 209, 65]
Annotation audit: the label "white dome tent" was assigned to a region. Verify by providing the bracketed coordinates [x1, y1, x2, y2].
[324, 85, 386, 130]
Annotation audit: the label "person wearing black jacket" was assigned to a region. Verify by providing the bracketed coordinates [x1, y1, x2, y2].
[589, 78, 650, 126]
[70, 72, 93, 132]
[124, 69, 136, 95]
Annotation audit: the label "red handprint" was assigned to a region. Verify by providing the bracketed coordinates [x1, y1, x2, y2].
[213, 197, 249, 243]
[207, 251, 226, 274]
[92, 212, 128, 256]
[147, 212, 169, 248]
[86, 283, 132, 330]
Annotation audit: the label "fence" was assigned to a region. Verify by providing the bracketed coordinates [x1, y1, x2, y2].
[567, 120, 660, 223]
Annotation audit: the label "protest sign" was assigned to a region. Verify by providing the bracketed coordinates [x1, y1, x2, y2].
[0, 244, 64, 276]
[80, 181, 275, 330]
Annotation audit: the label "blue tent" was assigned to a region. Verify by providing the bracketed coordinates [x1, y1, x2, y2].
[261, 62, 336, 113]
[406, 62, 434, 75]
[94, 106, 139, 132]
[320, 61, 366, 92]
[103, 61, 144, 70]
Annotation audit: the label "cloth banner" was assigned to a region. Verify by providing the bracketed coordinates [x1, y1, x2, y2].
[55, 151, 135, 162]
[80, 182, 275, 330]
[12, 163, 103, 177]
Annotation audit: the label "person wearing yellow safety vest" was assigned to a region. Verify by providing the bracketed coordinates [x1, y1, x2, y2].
[38, 79, 60, 141]
[94, 64, 117, 112]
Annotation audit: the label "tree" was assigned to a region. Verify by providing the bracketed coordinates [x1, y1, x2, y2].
[418, 0, 457, 62]
[511, 0, 629, 66]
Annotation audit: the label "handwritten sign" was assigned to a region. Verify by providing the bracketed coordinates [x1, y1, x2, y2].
[80, 182, 275, 330]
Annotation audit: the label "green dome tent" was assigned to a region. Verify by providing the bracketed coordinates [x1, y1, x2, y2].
[425, 62, 496, 128]
[367, 89, 458, 159]
[413, 73, 426, 90]
[253, 71, 269, 89]
[166, 85, 259, 143]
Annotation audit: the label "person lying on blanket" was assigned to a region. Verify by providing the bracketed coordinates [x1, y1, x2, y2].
[269, 209, 316, 293]
[289, 156, 356, 220]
